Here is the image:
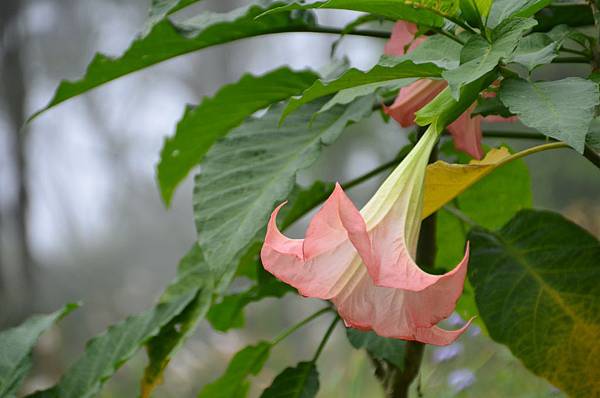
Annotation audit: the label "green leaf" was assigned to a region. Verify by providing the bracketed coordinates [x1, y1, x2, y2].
[535, 3, 593, 32]
[396, 34, 463, 70]
[260, 362, 319, 398]
[468, 210, 600, 397]
[30, 0, 316, 119]
[207, 278, 292, 332]
[282, 59, 443, 121]
[508, 32, 558, 71]
[472, 96, 513, 118]
[460, 0, 492, 29]
[588, 118, 600, 153]
[194, 97, 374, 284]
[146, 0, 202, 28]
[487, 0, 550, 28]
[346, 329, 406, 369]
[499, 77, 599, 152]
[435, 146, 531, 324]
[158, 67, 318, 204]
[259, 0, 448, 27]
[442, 17, 537, 99]
[29, 296, 197, 398]
[198, 342, 271, 398]
[0, 305, 78, 398]
[141, 245, 215, 398]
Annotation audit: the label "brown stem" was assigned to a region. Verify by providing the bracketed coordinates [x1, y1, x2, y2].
[370, 127, 437, 398]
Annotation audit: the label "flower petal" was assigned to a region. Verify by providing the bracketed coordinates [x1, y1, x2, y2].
[384, 79, 447, 127]
[384, 21, 424, 56]
[261, 184, 367, 299]
[447, 104, 484, 159]
[333, 267, 471, 345]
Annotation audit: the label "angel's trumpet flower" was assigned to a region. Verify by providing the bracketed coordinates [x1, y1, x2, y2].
[261, 127, 471, 346]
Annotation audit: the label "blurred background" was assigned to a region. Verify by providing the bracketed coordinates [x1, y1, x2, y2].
[0, 0, 598, 397]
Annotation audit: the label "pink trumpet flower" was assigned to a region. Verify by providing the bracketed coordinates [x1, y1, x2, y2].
[384, 21, 516, 160]
[261, 127, 471, 345]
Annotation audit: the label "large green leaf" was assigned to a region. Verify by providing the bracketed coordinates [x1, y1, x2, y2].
[435, 146, 531, 324]
[0, 305, 78, 398]
[468, 210, 600, 397]
[260, 362, 319, 398]
[194, 96, 374, 284]
[28, 295, 197, 398]
[442, 17, 537, 98]
[260, 0, 450, 27]
[158, 67, 318, 204]
[197, 342, 271, 398]
[30, 0, 316, 119]
[499, 77, 599, 153]
[346, 329, 406, 369]
[282, 59, 442, 121]
[141, 245, 215, 398]
[487, 0, 550, 28]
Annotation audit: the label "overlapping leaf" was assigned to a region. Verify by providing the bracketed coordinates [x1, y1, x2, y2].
[158, 67, 318, 203]
[469, 210, 600, 397]
[31, 0, 316, 119]
[508, 32, 558, 71]
[146, 0, 203, 28]
[487, 0, 550, 28]
[0, 305, 78, 398]
[260, 362, 319, 398]
[499, 77, 599, 152]
[194, 97, 374, 284]
[260, 0, 450, 27]
[442, 17, 537, 98]
[346, 329, 406, 369]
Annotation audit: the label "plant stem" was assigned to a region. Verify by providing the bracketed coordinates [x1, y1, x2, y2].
[312, 316, 340, 362]
[305, 26, 390, 39]
[343, 149, 411, 190]
[271, 307, 332, 346]
[443, 205, 478, 227]
[551, 56, 591, 63]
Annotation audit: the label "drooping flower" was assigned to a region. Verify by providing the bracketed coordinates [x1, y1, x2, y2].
[384, 21, 516, 160]
[261, 126, 471, 346]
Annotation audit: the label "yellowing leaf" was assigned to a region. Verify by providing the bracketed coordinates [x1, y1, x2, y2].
[422, 142, 565, 219]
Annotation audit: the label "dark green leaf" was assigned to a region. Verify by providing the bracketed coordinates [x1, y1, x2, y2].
[30, 0, 316, 119]
[158, 67, 318, 204]
[194, 97, 374, 284]
[499, 77, 599, 152]
[346, 329, 406, 369]
[198, 342, 272, 398]
[260, 0, 448, 27]
[141, 245, 215, 397]
[487, 0, 550, 28]
[508, 32, 558, 71]
[535, 3, 594, 32]
[468, 210, 600, 397]
[207, 278, 292, 332]
[460, 0, 491, 29]
[260, 362, 319, 398]
[588, 118, 600, 153]
[442, 17, 537, 98]
[29, 296, 196, 398]
[282, 59, 443, 121]
[0, 305, 78, 398]
[472, 96, 513, 118]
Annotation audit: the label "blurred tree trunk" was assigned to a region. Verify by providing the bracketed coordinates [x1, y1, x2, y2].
[0, 0, 34, 322]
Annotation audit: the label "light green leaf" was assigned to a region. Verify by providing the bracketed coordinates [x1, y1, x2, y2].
[499, 77, 599, 152]
[282, 59, 442, 121]
[396, 34, 463, 70]
[198, 342, 271, 398]
[30, 0, 316, 119]
[442, 17, 537, 98]
[194, 97, 374, 285]
[260, 362, 319, 398]
[435, 146, 531, 324]
[259, 0, 449, 27]
[346, 329, 406, 369]
[508, 32, 558, 71]
[207, 278, 292, 332]
[468, 210, 600, 397]
[0, 305, 78, 398]
[158, 67, 318, 204]
[28, 296, 197, 398]
[146, 0, 202, 29]
[141, 245, 215, 398]
[487, 0, 550, 28]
